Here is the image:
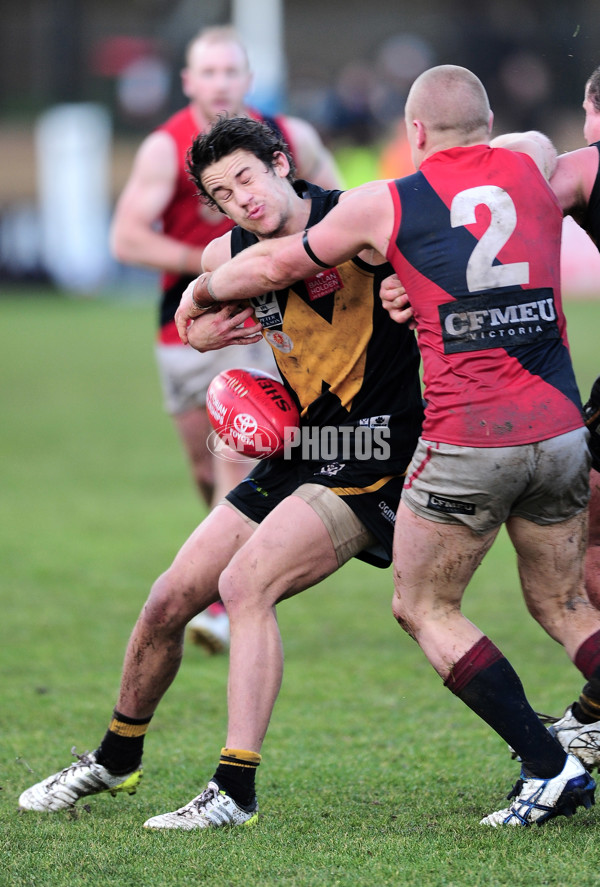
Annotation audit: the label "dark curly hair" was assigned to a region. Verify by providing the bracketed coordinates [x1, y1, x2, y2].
[186, 115, 296, 211]
[587, 66, 600, 112]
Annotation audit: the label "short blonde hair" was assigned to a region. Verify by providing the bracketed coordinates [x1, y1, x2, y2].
[184, 26, 250, 70]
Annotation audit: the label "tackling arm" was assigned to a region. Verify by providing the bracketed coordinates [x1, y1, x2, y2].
[490, 130, 557, 181]
[184, 231, 263, 352]
[175, 233, 314, 343]
[175, 182, 393, 343]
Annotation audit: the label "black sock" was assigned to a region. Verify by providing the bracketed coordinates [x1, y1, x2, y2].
[445, 636, 566, 779]
[94, 709, 152, 775]
[211, 747, 261, 808]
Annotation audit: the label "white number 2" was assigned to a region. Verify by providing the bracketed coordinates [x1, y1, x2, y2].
[450, 186, 529, 292]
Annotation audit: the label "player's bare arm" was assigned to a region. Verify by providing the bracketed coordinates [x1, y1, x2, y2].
[110, 131, 206, 276]
[185, 230, 262, 352]
[490, 130, 557, 181]
[175, 182, 393, 342]
[550, 147, 599, 219]
[175, 234, 305, 344]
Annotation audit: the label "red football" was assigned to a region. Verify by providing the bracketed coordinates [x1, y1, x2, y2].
[206, 368, 300, 459]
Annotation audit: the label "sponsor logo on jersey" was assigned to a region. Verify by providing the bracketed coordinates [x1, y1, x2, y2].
[378, 500, 397, 524]
[319, 461, 346, 476]
[252, 293, 283, 328]
[265, 329, 294, 353]
[305, 268, 344, 301]
[427, 493, 476, 515]
[359, 415, 391, 428]
[438, 287, 559, 353]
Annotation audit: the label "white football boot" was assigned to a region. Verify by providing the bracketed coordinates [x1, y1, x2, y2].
[143, 781, 258, 830]
[18, 749, 142, 812]
[187, 604, 230, 654]
[548, 706, 600, 771]
[481, 754, 595, 827]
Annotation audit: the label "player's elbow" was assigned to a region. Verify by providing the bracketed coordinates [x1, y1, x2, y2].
[109, 221, 135, 264]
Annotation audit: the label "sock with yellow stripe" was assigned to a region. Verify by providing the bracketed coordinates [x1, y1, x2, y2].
[94, 709, 151, 775]
[212, 747, 261, 808]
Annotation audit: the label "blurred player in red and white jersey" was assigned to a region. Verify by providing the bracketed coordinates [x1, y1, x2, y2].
[110, 26, 342, 652]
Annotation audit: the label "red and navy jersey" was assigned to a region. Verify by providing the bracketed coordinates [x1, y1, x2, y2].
[156, 106, 296, 338]
[386, 144, 583, 447]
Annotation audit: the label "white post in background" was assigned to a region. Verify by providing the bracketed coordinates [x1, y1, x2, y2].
[232, 0, 286, 114]
[35, 103, 112, 293]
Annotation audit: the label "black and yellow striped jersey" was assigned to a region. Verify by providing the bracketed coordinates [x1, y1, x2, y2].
[230, 181, 424, 472]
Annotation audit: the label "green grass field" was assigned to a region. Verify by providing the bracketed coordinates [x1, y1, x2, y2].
[2, 288, 600, 887]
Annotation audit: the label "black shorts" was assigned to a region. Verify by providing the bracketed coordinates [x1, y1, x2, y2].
[226, 457, 405, 568]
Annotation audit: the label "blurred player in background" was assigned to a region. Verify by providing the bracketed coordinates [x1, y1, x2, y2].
[110, 25, 343, 653]
[18, 116, 423, 830]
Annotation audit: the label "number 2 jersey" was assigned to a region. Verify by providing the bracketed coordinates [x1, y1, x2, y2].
[230, 181, 424, 474]
[386, 144, 584, 447]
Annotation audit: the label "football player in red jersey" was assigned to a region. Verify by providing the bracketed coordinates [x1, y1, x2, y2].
[181, 66, 600, 827]
[383, 71, 600, 775]
[110, 25, 342, 653]
[18, 117, 424, 830]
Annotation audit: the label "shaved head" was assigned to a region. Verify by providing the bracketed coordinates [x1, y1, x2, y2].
[406, 65, 491, 141]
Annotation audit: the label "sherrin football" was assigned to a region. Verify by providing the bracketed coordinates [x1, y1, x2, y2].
[206, 368, 300, 459]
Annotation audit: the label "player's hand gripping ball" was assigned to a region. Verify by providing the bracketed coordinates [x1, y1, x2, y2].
[206, 368, 300, 459]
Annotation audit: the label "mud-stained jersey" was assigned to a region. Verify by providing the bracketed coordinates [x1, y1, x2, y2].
[386, 144, 584, 447]
[231, 181, 424, 471]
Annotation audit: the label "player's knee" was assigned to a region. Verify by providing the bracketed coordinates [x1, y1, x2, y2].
[391, 592, 417, 639]
[142, 571, 198, 633]
[218, 564, 247, 613]
[218, 556, 275, 615]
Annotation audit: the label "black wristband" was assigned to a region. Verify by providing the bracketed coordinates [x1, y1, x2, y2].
[302, 230, 331, 269]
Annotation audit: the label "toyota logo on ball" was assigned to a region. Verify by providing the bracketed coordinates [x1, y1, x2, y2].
[233, 414, 258, 436]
